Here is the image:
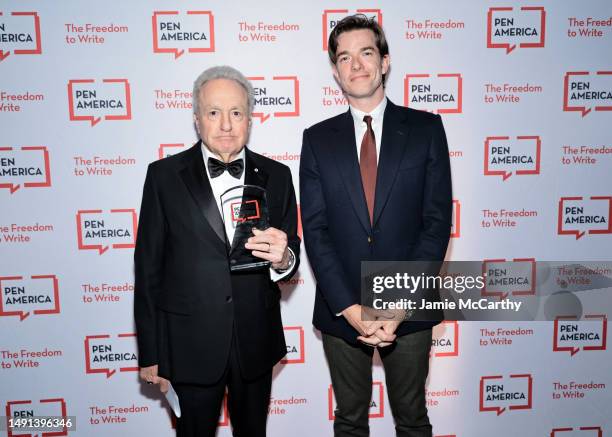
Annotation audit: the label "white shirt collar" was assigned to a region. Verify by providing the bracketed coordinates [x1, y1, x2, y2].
[349, 96, 387, 125]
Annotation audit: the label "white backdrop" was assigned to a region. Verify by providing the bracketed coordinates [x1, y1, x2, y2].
[1, 1, 611, 436]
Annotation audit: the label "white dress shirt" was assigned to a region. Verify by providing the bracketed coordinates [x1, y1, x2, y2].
[350, 96, 387, 161]
[201, 144, 294, 281]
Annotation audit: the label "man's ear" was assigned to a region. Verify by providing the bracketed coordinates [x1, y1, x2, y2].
[193, 113, 200, 134]
[332, 63, 339, 82]
[382, 54, 390, 75]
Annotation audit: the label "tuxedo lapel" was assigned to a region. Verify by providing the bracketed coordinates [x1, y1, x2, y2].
[331, 109, 371, 234]
[179, 142, 227, 245]
[373, 101, 411, 226]
[244, 148, 269, 189]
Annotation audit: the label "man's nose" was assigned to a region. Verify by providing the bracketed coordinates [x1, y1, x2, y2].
[351, 57, 362, 71]
[220, 112, 232, 131]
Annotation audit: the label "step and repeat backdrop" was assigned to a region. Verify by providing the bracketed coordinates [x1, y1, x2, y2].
[1, 1, 611, 436]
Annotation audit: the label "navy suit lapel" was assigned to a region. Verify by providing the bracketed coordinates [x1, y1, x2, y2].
[331, 109, 371, 234]
[179, 142, 227, 246]
[373, 101, 411, 226]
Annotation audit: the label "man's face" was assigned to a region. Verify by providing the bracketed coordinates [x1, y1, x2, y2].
[332, 29, 390, 103]
[193, 78, 250, 162]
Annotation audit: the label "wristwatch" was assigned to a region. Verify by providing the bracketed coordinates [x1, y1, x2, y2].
[274, 248, 295, 273]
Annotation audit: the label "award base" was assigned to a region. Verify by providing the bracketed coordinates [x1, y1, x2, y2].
[229, 259, 271, 272]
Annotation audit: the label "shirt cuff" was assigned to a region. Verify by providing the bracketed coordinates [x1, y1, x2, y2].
[269, 247, 296, 282]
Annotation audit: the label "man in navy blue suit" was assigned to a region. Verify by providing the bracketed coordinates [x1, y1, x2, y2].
[300, 15, 452, 437]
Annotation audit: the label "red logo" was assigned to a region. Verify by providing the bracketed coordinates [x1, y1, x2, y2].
[322, 9, 382, 51]
[231, 200, 261, 223]
[480, 374, 533, 415]
[482, 258, 536, 300]
[158, 143, 186, 160]
[329, 382, 384, 420]
[5, 398, 68, 437]
[0, 146, 51, 193]
[281, 326, 305, 364]
[248, 76, 300, 123]
[404, 74, 462, 114]
[553, 315, 607, 356]
[487, 7, 546, 53]
[432, 321, 459, 357]
[558, 196, 612, 239]
[551, 427, 603, 436]
[0, 11, 42, 61]
[0, 275, 59, 321]
[563, 71, 612, 117]
[484, 136, 541, 180]
[67, 79, 132, 126]
[76, 209, 138, 254]
[451, 199, 461, 238]
[84, 333, 138, 378]
[152, 10, 215, 59]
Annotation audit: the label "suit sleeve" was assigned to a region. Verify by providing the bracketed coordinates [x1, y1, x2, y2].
[411, 114, 453, 261]
[275, 166, 301, 280]
[300, 129, 356, 315]
[134, 163, 167, 367]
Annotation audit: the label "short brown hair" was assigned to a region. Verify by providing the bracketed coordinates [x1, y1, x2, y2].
[328, 14, 389, 65]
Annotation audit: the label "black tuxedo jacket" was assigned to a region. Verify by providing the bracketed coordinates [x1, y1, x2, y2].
[134, 142, 300, 385]
[300, 100, 452, 343]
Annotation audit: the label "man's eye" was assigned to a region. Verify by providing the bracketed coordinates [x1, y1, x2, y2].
[232, 111, 243, 118]
[339, 56, 350, 63]
[207, 110, 219, 119]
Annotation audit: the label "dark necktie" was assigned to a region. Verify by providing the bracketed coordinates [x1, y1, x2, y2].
[207, 157, 244, 179]
[360, 115, 377, 225]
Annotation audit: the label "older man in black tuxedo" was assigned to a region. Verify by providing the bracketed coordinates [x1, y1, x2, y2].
[135, 65, 300, 437]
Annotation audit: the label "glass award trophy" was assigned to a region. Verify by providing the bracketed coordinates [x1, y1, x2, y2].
[220, 184, 271, 271]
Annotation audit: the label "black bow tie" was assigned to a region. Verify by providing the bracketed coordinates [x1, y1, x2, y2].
[207, 157, 244, 179]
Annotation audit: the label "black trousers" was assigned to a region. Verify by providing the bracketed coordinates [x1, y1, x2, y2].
[322, 329, 433, 437]
[174, 332, 272, 437]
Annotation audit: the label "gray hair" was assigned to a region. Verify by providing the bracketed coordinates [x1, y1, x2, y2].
[192, 65, 254, 116]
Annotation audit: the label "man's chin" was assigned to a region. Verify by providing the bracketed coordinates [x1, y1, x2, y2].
[205, 144, 244, 159]
[211, 143, 242, 152]
[346, 89, 377, 100]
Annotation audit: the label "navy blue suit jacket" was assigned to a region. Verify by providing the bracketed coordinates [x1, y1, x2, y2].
[300, 100, 452, 343]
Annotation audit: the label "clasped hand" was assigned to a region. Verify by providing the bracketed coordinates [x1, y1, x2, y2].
[342, 304, 405, 347]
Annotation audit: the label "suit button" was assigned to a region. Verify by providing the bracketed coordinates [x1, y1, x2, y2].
[367, 236, 372, 244]
[225, 296, 232, 303]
